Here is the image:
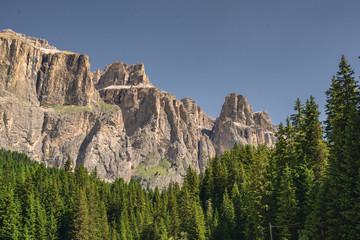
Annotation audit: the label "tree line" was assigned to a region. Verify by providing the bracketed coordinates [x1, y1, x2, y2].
[0, 55, 359, 239]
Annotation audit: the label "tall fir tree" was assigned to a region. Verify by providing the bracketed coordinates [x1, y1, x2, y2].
[219, 188, 235, 240]
[275, 165, 298, 240]
[73, 187, 91, 240]
[323, 55, 360, 239]
[0, 166, 20, 240]
[302, 96, 327, 180]
[244, 145, 271, 240]
[167, 184, 180, 239]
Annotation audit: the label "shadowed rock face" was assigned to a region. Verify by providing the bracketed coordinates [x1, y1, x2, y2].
[0, 30, 276, 189]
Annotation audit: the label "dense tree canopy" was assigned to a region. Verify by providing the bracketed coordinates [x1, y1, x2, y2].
[0, 55, 359, 239]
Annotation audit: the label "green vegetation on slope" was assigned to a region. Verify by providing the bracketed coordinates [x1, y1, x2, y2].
[0, 55, 359, 239]
[49, 105, 93, 114]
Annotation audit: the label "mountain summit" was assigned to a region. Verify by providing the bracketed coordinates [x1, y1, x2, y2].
[0, 30, 276, 188]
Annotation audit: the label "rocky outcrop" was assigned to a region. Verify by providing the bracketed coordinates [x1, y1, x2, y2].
[95, 62, 152, 89]
[0, 29, 96, 107]
[212, 93, 277, 153]
[97, 87, 216, 188]
[0, 30, 276, 189]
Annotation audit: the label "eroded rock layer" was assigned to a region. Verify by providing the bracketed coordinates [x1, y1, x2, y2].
[0, 30, 276, 189]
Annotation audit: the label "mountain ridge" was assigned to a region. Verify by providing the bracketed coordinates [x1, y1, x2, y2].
[0, 29, 276, 188]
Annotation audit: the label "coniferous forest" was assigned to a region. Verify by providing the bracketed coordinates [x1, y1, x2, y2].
[0, 55, 360, 239]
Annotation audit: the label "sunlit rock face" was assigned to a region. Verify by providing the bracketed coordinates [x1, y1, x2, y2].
[0, 29, 96, 107]
[0, 29, 276, 189]
[212, 93, 277, 153]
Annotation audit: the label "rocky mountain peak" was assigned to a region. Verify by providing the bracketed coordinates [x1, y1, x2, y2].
[95, 62, 152, 90]
[212, 93, 276, 153]
[219, 93, 254, 125]
[0, 29, 58, 53]
[254, 111, 274, 130]
[0, 29, 277, 189]
[0, 29, 96, 107]
[181, 98, 198, 112]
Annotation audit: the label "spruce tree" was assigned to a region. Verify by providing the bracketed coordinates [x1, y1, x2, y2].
[183, 166, 200, 199]
[189, 203, 206, 240]
[323, 55, 360, 239]
[205, 199, 213, 239]
[179, 187, 192, 235]
[244, 145, 270, 240]
[34, 197, 47, 239]
[231, 182, 245, 239]
[276, 165, 298, 240]
[73, 188, 91, 240]
[47, 213, 58, 240]
[219, 188, 235, 240]
[302, 96, 327, 180]
[0, 167, 20, 240]
[167, 185, 180, 239]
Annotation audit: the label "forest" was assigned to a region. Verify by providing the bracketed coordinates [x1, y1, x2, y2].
[0, 55, 359, 240]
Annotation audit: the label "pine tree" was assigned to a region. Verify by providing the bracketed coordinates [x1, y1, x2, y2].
[73, 187, 91, 240]
[200, 163, 213, 203]
[219, 188, 235, 240]
[323, 55, 360, 239]
[97, 202, 110, 240]
[22, 192, 36, 239]
[34, 197, 47, 239]
[231, 182, 245, 239]
[87, 184, 98, 239]
[183, 166, 200, 200]
[293, 97, 327, 225]
[47, 213, 58, 240]
[302, 168, 327, 239]
[0, 167, 20, 240]
[167, 184, 180, 239]
[118, 211, 130, 240]
[205, 199, 213, 239]
[189, 202, 206, 240]
[244, 145, 270, 240]
[276, 165, 298, 240]
[179, 187, 192, 234]
[211, 209, 220, 240]
[302, 96, 327, 180]
[211, 155, 227, 208]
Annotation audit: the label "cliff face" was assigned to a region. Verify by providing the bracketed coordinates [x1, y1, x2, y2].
[95, 62, 152, 89]
[0, 30, 276, 189]
[0, 29, 96, 107]
[212, 93, 276, 153]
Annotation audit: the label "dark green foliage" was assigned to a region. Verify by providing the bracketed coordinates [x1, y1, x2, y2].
[73, 188, 91, 240]
[219, 189, 235, 239]
[319, 55, 360, 239]
[0, 133, 324, 240]
[276, 165, 298, 240]
[1, 55, 360, 239]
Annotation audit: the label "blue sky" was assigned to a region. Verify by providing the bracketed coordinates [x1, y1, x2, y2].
[1, 0, 360, 124]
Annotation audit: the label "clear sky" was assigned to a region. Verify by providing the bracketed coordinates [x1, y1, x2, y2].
[1, 0, 360, 124]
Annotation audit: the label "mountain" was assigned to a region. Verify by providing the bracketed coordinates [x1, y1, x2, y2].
[0, 29, 276, 188]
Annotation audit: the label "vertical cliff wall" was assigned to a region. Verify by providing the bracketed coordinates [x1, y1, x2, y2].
[0, 29, 96, 107]
[212, 93, 277, 153]
[0, 29, 276, 189]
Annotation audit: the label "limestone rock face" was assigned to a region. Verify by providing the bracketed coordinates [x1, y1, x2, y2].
[212, 93, 277, 153]
[0, 30, 277, 189]
[97, 87, 216, 188]
[36, 53, 95, 106]
[0, 29, 96, 107]
[95, 62, 152, 89]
